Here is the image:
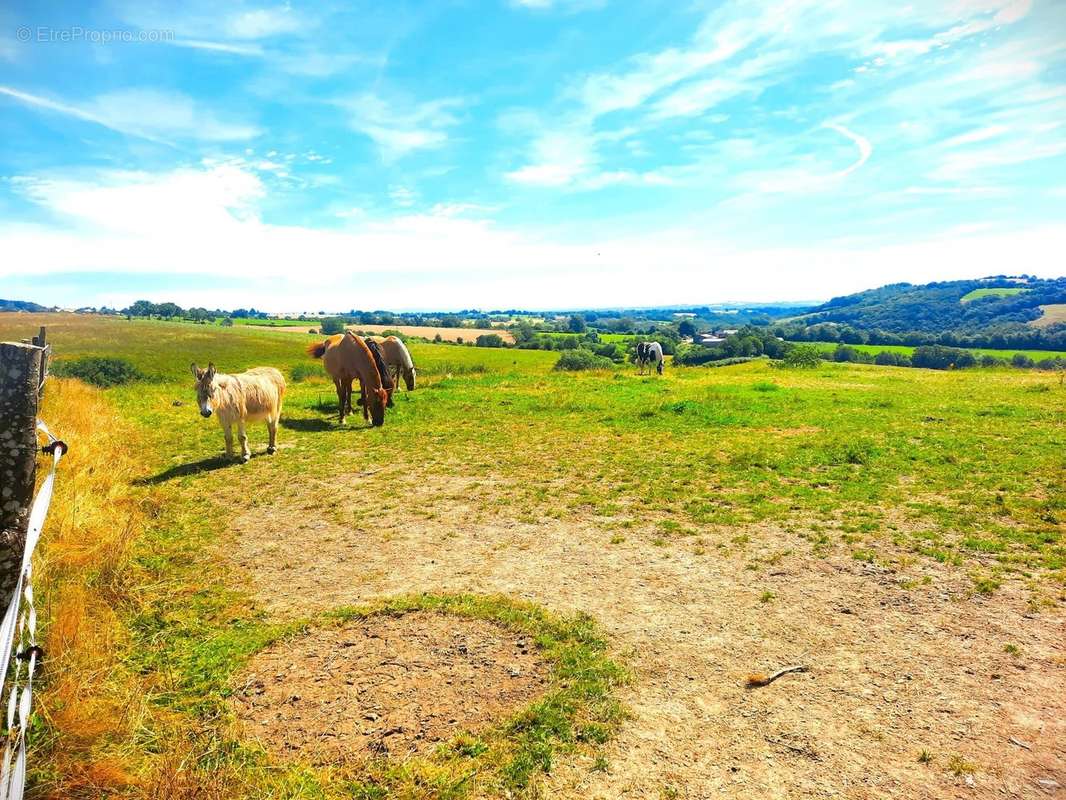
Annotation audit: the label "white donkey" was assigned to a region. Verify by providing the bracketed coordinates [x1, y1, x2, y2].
[191, 363, 286, 462]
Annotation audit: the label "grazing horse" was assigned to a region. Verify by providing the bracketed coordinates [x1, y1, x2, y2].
[190, 363, 286, 462]
[369, 336, 416, 391]
[364, 338, 396, 407]
[636, 341, 665, 375]
[307, 332, 389, 426]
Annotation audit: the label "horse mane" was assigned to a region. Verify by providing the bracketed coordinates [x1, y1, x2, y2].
[365, 340, 394, 390]
[345, 332, 388, 398]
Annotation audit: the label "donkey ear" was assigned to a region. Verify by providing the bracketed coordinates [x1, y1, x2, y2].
[206, 363, 216, 380]
[190, 362, 201, 379]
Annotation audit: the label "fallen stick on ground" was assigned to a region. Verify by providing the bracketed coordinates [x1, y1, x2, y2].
[1008, 736, 1032, 751]
[746, 665, 809, 687]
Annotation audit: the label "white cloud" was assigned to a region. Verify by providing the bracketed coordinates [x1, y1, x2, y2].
[170, 39, 264, 56]
[339, 93, 463, 160]
[6, 163, 1062, 312]
[225, 7, 304, 39]
[0, 86, 259, 143]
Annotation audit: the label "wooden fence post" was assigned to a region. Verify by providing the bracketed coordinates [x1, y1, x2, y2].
[0, 336, 46, 603]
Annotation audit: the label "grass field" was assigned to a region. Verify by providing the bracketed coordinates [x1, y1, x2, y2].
[4, 313, 1064, 799]
[959, 287, 1029, 303]
[798, 340, 1066, 361]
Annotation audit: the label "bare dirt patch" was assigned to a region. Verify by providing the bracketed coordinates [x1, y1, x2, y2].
[231, 612, 549, 764]
[227, 476, 1066, 799]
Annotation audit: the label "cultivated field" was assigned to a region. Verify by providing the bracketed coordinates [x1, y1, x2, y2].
[1032, 304, 1066, 329]
[5, 313, 1064, 800]
[270, 322, 516, 343]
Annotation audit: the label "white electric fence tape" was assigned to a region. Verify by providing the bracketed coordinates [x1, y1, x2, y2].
[0, 421, 65, 800]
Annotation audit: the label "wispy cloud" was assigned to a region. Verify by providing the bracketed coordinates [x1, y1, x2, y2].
[0, 86, 259, 144]
[339, 93, 464, 160]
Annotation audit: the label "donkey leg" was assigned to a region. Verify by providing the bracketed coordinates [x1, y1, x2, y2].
[222, 421, 234, 458]
[267, 417, 277, 454]
[237, 420, 251, 462]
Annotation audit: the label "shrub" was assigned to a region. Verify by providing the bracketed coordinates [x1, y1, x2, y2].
[51, 357, 143, 387]
[833, 345, 861, 362]
[912, 345, 975, 370]
[1011, 353, 1034, 368]
[874, 350, 905, 366]
[783, 344, 823, 368]
[320, 317, 346, 335]
[221, 317, 234, 327]
[475, 334, 505, 348]
[553, 349, 615, 371]
[290, 363, 319, 382]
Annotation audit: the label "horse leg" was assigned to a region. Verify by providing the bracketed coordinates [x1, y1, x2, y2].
[334, 378, 346, 424]
[657, 359, 664, 375]
[359, 381, 370, 422]
[237, 420, 250, 462]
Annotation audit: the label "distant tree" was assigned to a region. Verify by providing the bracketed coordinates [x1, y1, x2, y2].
[320, 317, 346, 335]
[553, 349, 614, 371]
[567, 315, 587, 333]
[783, 344, 823, 368]
[439, 315, 461, 328]
[127, 300, 156, 317]
[221, 317, 234, 327]
[678, 319, 698, 338]
[155, 302, 182, 319]
[1011, 353, 1034, 368]
[475, 334, 505, 348]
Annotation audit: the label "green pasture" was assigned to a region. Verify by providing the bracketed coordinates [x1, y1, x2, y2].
[7, 314, 1062, 584]
[6, 312, 1064, 796]
[960, 287, 1028, 303]
[798, 340, 1066, 362]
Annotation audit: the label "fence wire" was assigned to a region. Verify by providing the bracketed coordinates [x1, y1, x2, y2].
[0, 421, 65, 800]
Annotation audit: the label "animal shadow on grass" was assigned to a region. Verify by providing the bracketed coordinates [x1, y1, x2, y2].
[280, 417, 334, 432]
[136, 453, 260, 485]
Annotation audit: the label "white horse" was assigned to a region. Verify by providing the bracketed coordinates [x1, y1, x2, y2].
[636, 341, 664, 375]
[191, 363, 286, 461]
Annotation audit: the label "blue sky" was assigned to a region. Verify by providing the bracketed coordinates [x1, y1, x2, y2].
[1, 0, 1064, 312]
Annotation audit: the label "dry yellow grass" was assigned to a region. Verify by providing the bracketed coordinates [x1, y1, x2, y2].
[30, 378, 150, 798]
[1030, 303, 1066, 329]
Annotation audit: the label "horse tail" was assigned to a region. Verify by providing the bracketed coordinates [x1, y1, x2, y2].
[307, 340, 329, 359]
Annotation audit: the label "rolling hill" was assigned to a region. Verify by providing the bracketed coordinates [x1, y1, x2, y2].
[775, 276, 1066, 350]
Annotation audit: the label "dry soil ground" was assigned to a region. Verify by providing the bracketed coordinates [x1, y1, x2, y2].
[231, 613, 549, 765]
[225, 475, 1066, 800]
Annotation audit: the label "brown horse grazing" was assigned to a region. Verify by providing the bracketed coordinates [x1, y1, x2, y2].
[307, 332, 389, 426]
